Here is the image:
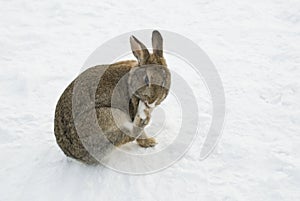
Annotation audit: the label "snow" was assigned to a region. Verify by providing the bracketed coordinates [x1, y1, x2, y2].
[1, 0, 300, 201]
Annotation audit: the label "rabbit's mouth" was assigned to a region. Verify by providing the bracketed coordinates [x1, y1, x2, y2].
[133, 90, 159, 108]
[145, 100, 157, 109]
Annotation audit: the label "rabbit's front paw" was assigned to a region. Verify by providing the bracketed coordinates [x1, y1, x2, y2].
[136, 137, 157, 148]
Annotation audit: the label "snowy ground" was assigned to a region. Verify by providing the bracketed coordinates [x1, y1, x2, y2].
[1, 0, 300, 200]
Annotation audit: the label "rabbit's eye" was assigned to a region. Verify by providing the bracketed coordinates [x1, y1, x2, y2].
[144, 75, 149, 85]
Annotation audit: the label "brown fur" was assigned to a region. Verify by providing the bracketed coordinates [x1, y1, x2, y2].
[54, 31, 170, 164]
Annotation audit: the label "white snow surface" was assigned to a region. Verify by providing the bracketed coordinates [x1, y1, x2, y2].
[1, 0, 300, 201]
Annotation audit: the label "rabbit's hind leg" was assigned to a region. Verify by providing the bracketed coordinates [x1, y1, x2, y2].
[136, 131, 157, 148]
[105, 130, 135, 147]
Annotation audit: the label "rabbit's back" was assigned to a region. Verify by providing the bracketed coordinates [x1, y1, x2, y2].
[54, 62, 137, 163]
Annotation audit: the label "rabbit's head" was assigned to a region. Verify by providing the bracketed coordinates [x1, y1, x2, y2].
[128, 31, 171, 107]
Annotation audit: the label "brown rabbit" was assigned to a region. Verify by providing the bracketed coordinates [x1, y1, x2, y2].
[54, 30, 171, 164]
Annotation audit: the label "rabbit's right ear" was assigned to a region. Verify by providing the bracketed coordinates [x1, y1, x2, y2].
[152, 30, 163, 57]
[130, 35, 150, 64]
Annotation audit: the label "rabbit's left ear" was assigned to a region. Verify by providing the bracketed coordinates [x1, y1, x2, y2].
[130, 35, 150, 64]
[152, 30, 163, 57]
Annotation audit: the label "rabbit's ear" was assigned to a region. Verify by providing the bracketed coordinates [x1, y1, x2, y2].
[152, 30, 163, 57]
[130, 35, 150, 64]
